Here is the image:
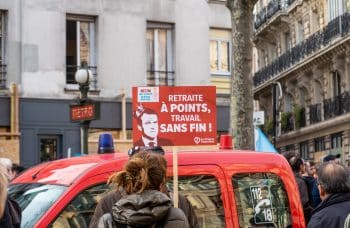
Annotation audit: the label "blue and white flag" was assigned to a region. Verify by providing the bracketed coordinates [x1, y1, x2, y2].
[254, 127, 277, 153]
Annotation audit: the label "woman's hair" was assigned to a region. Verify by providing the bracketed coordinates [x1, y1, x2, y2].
[108, 151, 167, 194]
[0, 164, 8, 218]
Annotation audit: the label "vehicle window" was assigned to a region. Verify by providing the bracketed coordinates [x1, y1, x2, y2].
[8, 183, 67, 228]
[232, 173, 292, 228]
[51, 183, 111, 228]
[167, 175, 226, 228]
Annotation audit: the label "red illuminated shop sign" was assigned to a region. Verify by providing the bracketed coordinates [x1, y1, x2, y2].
[70, 102, 100, 122]
[132, 86, 217, 146]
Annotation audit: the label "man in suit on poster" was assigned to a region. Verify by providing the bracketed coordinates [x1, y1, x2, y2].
[133, 104, 174, 146]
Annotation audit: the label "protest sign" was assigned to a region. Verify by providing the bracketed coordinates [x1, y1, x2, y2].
[132, 86, 217, 146]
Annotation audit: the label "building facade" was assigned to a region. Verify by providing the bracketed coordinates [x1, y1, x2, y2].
[0, 0, 232, 167]
[253, 0, 350, 163]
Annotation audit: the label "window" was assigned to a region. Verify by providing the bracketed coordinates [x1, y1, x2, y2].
[167, 175, 225, 227]
[328, 0, 344, 20]
[296, 21, 304, 43]
[0, 11, 6, 89]
[331, 132, 342, 149]
[285, 144, 295, 152]
[146, 22, 174, 86]
[332, 71, 341, 97]
[8, 183, 67, 228]
[232, 173, 292, 228]
[66, 15, 97, 88]
[299, 141, 309, 159]
[284, 32, 291, 51]
[51, 183, 111, 227]
[314, 137, 325, 152]
[210, 29, 231, 75]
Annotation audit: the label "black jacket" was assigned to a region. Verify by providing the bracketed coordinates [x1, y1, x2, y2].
[0, 197, 21, 228]
[98, 190, 189, 228]
[90, 189, 198, 228]
[308, 192, 350, 228]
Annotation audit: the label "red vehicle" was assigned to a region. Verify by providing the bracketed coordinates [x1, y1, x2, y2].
[9, 150, 305, 228]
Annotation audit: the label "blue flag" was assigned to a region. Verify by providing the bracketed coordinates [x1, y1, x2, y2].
[254, 127, 277, 153]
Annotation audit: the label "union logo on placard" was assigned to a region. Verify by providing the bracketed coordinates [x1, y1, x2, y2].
[194, 137, 201, 144]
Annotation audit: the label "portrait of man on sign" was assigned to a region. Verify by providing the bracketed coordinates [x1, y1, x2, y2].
[133, 104, 174, 147]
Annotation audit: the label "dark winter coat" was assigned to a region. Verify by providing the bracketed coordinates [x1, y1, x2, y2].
[295, 173, 312, 224]
[97, 190, 189, 228]
[308, 192, 350, 228]
[0, 197, 21, 228]
[90, 189, 198, 228]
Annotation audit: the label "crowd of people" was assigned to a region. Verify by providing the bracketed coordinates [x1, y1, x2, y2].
[283, 151, 350, 228]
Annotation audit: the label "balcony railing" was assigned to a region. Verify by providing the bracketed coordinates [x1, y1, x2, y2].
[147, 70, 175, 86]
[253, 12, 350, 87]
[0, 64, 6, 89]
[309, 103, 322, 124]
[254, 6, 267, 29]
[267, 0, 281, 19]
[66, 65, 98, 90]
[287, 0, 295, 5]
[324, 91, 350, 120]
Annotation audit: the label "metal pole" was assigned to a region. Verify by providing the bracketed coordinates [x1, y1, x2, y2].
[81, 121, 89, 155]
[79, 81, 90, 155]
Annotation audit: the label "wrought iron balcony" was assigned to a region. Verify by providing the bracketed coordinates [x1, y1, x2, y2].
[281, 112, 294, 133]
[324, 91, 350, 120]
[254, 7, 267, 29]
[254, 12, 350, 87]
[147, 70, 175, 86]
[0, 64, 6, 89]
[309, 103, 322, 124]
[66, 65, 98, 90]
[267, 0, 280, 19]
[287, 0, 295, 5]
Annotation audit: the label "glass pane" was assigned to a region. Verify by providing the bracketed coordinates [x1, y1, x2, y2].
[167, 175, 226, 228]
[210, 41, 218, 72]
[51, 184, 112, 228]
[66, 20, 77, 83]
[8, 183, 67, 228]
[220, 41, 229, 72]
[232, 173, 292, 228]
[146, 29, 154, 71]
[157, 29, 167, 72]
[80, 21, 90, 66]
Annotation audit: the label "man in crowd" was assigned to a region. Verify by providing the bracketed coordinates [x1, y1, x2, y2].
[283, 152, 312, 224]
[89, 146, 198, 228]
[308, 162, 350, 228]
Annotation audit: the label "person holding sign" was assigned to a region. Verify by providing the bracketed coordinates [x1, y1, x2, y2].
[133, 104, 174, 147]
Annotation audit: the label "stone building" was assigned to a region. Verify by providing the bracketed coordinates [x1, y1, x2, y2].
[253, 0, 350, 163]
[0, 0, 231, 167]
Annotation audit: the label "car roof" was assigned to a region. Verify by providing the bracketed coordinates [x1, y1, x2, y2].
[12, 150, 287, 186]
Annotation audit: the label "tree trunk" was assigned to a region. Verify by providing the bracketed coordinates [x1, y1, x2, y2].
[226, 0, 256, 150]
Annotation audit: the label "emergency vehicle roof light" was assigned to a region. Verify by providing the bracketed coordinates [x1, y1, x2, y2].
[219, 134, 233, 149]
[98, 133, 114, 154]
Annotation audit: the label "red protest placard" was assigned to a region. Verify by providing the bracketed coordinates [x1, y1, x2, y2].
[132, 86, 217, 146]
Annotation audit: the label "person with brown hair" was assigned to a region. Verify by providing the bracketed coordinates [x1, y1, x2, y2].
[90, 146, 198, 228]
[98, 151, 189, 228]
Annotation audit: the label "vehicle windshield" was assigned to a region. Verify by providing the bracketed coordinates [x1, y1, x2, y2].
[8, 183, 67, 228]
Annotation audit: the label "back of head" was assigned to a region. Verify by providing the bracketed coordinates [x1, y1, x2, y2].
[282, 151, 303, 173]
[109, 151, 167, 194]
[317, 162, 350, 194]
[0, 158, 12, 170]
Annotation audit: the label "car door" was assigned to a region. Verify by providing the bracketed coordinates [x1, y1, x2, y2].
[167, 164, 234, 228]
[223, 164, 305, 228]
